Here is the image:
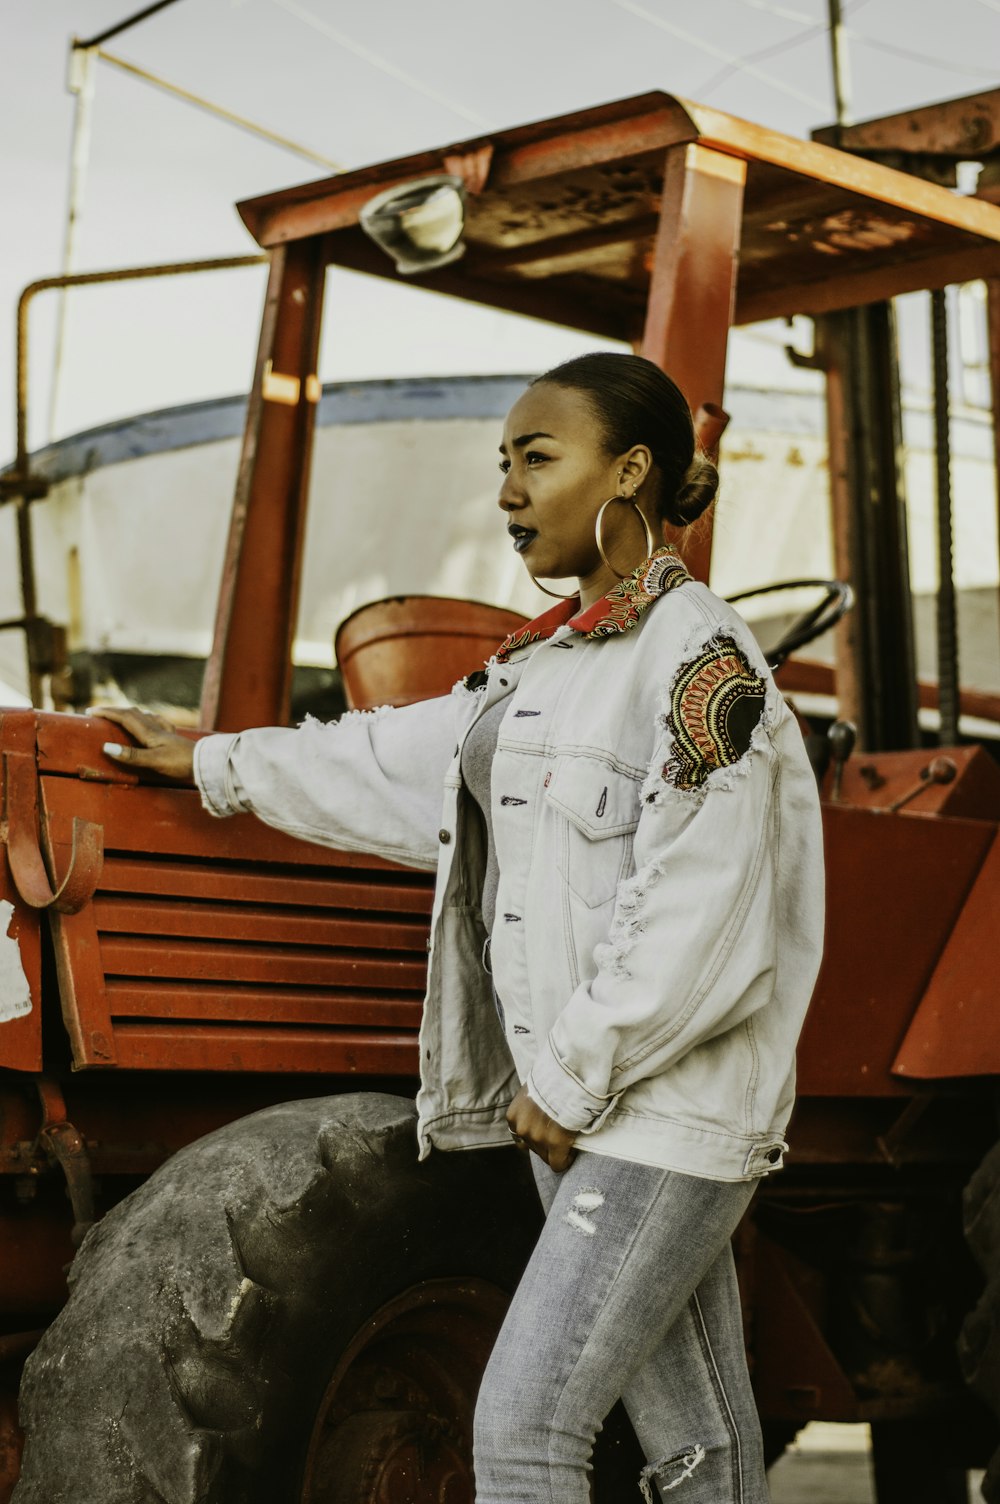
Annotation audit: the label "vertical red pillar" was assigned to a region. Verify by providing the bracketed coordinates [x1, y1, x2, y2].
[822, 323, 864, 732]
[201, 238, 326, 731]
[640, 142, 746, 583]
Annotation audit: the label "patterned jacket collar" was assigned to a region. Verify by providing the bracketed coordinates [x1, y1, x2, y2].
[494, 546, 692, 664]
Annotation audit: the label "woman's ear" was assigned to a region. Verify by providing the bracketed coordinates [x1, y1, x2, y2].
[617, 444, 653, 496]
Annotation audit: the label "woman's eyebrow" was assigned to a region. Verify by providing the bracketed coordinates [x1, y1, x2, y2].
[499, 431, 555, 455]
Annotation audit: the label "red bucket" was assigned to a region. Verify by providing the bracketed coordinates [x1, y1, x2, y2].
[335, 595, 528, 711]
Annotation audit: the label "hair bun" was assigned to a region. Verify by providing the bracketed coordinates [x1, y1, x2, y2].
[667, 454, 718, 527]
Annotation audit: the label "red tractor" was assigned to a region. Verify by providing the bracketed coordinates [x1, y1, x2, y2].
[2, 87, 1000, 1503]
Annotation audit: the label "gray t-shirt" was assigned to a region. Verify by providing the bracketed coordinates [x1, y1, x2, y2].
[460, 696, 507, 936]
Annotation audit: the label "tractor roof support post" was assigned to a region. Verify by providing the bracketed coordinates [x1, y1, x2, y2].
[639, 142, 745, 583]
[820, 303, 919, 751]
[988, 279, 1000, 687]
[201, 239, 326, 731]
[930, 288, 959, 746]
[821, 319, 863, 733]
[14, 497, 43, 709]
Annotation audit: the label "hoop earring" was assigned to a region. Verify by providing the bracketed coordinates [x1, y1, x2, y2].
[531, 576, 578, 600]
[595, 496, 655, 579]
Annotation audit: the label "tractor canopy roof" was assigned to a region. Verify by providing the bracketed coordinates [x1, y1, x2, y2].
[236, 90, 1000, 340]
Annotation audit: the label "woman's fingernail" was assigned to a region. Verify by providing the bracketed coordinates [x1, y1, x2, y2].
[103, 742, 124, 758]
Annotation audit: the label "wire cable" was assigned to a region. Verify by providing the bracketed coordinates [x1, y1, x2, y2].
[694, 19, 828, 99]
[268, 0, 492, 130]
[737, 0, 871, 21]
[77, 0, 185, 51]
[96, 49, 343, 169]
[606, 0, 827, 108]
[733, 0, 999, 82]
[736, 0, 816, 24]
[849, 32, 1000, 79]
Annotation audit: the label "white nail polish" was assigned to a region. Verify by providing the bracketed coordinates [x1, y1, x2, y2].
[103, 742, 123, 757]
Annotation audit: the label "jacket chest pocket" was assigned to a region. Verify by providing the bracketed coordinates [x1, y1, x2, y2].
[544, 757, 641, 909]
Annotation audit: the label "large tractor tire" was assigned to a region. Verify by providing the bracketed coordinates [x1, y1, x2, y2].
[13, 1093, 543, 1504]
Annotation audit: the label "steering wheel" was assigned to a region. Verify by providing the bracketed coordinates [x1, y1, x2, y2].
[725, 579, 853, 672]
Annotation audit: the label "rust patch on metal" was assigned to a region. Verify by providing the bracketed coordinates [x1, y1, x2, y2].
[765, 209, 919, 255]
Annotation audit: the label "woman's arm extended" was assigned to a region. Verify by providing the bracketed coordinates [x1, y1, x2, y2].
[98, 693, 466, 871]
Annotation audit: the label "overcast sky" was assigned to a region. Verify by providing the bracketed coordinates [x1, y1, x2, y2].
[2, 0, 998, 461]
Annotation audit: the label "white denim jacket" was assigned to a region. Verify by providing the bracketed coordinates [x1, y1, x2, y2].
[195, 549, 825, 1181]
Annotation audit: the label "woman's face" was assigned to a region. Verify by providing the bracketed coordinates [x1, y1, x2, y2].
[498, 382, 655, 607]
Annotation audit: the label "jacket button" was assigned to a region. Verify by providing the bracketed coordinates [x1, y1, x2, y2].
[438, 829, 451, 844]
[767, 1147, 781, 1164]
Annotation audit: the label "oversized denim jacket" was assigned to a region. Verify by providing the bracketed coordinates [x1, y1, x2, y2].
[194, 550, 825, 1182]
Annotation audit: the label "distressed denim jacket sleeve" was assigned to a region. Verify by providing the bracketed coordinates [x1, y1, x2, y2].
[193, 691, 464, 870]
[525, 620, 820, 1135]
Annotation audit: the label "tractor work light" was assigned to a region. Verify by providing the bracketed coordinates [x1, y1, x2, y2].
[359, 174, 466, 275]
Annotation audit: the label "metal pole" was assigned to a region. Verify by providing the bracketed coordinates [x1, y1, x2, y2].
[988, 280, 1000, 715]
[826, 0, 853, 141]
[14, 499, 43, 709]
[95, 50, 342, 171]
[77, 0, 186, 50]
[14, 255, 269, 489]
[5, 254, 268, 709]
[828, 303, 919, 751]
[48, 42, 97, 443]
[49, 0, 336, 441]
[51, 0, 182, 439]
[930, 288, 960, 744]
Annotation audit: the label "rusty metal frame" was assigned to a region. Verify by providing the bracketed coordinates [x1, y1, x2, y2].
[237, 95, 694, 247]
[817, 304, 920, 752]
[23, 708, 433, 1074]
[237, 92, 1000, 259]
[814, 89, 1000, 742]
[5, 256, 269, 507]
[639, 141, 746, 579]
[231, 92, 1000, 346]
[202, 90, 1000, 729]
[1, 254, 268, 708]
[990, 279, 1000, 680]
[200, 240, 326, 731]
[812, 87, 1000, 164]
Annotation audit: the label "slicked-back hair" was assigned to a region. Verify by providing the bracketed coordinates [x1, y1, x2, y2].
[533, 353, 718, 527]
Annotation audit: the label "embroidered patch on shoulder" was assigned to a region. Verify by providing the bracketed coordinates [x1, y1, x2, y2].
[664, 636, 766, 790]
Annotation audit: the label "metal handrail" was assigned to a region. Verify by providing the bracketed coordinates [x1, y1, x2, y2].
[1, 252, 269, 705]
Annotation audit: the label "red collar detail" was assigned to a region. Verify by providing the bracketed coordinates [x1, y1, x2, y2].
[493, 546, 692, 664]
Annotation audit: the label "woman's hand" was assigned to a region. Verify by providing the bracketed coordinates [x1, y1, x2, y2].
[93, 707, 196, 784]
[506, 1084, 577, 1172]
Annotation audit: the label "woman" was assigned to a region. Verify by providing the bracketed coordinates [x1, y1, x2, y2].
[99, 353, 824, 1504]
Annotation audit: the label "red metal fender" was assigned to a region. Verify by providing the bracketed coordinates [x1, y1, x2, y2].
[893, 828, 1000, 1079]
[797, 802, 995, 1096]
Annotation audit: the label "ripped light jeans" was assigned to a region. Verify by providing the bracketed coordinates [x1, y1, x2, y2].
[473, 1151, 769, 1504]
